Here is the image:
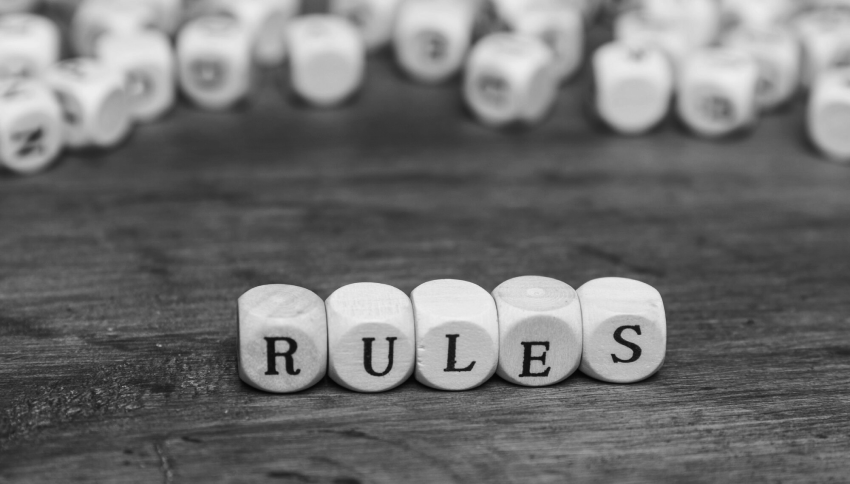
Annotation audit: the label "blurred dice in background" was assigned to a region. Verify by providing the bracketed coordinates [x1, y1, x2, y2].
[0, 78, 63, 174]
[71, 0, 158, 56]
[287, 15, 365, 107]
[0, 13, 59, 80]
[177, 16, 253, 110]
[677, 48, 759, 138]
[329, 0, 400, 51]
[464, 32, 557, 127]
[509, 1, 585, 82]
[723, 28, 801, 111]
[97, 31, 175, 122]
[808, 69, 850, 162]
[614, 10, 691, 74]
[593, 42, 673, 135]
[794, 8, 850, 87]
[45, 58, 132, 149]
[394, 0, 479, 84]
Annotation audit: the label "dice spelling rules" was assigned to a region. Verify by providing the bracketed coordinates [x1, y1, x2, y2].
[237, 276, 667, 393]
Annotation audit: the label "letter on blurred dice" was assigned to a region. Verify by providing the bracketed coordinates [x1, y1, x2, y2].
[677, 48, 759, 138]
[72, 0, 158, 57]
[578, 277, 666, 383]
[97, 31, 175, 122]
[200, 0, 299, 66]
[238, 285, 328, 393]
[330, 0, 400, 50]
[286, 15, 365, 107]
[45, 59, 132, 149]
[0, 79, 63, 174]
[593, 42, 673, 135]
[0, 13, 59, 80]
[723, 28, 800, 110]
[493, 276, 582, 387]
[511, 2, 584, 82]
[794, 10, 850, 87]
[808, 69, 850, 162]
[325, 282, 415, 392]
[464, 33, 557, 127]
[411, 279, 498, 391]
[177, 16, 253, 110]
[394, 0, 478, 84]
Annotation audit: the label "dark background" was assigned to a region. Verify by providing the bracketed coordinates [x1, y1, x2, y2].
[2, 2, 850, 483]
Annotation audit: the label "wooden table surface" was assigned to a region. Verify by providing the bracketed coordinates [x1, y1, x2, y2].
[3, 30, 850, 483]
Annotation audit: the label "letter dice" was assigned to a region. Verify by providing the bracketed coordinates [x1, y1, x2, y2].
[593, 42, 673, 135]
[394, 0, 478, 84]
[177, 16, 254, 111]
[794, 9, 850, 87]
[411, 279, 499, 391]
[0, 13, 60, 80]
[492, 276, 582, 387]
[807, 69, 850, 162]
[578, 277, 666, 384]
[677, 48, 759, 138]
[71, 0, 158, 57]
[0, 79, 63, 175]
[723, 28, 800, 111]
[45, 59, 132, 149]
[238, 285, 328, 393]
[96, 31, 175, 122]
[464, 32, 557, 127]
[329, 0, 400, 51]
[286, 15, 365, 107]
[511, 2, 585, 82]
[325, 283, 415, 392]
[200, 0, 299, 66]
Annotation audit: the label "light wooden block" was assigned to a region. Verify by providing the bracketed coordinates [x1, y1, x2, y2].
[0, 79, 64, 175]
[578, 277, 666, 384]
[411, 279, 498, 391]
[807, 69, 850, 162]
[238, 284, 328, 393]
[0, 13, 60, 80]
[493, 276, 582, 387]
[723, 28, 801, 111]
[325, 282, 415, 392]
[511, 2, 584, 82]
[614, 9, 693, 74]
[794, 9, 850, 87]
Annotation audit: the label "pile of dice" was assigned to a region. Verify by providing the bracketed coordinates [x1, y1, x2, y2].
[238, 276, 667, 393]
[1, 0, 850, 177]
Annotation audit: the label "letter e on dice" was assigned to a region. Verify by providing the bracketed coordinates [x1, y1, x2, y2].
[578, 277, 666, 383]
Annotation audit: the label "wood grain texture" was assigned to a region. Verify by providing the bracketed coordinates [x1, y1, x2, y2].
[2, 20, 850, 483]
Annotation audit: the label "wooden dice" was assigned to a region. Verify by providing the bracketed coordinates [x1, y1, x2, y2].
[177, 16, 253, 110]
[493, 276, 582, 387]
[677, 48, 759, 138]
[794, 9, 850, 87]
[510, 2, 585, 82]
[807, 69, 850, 162]
[72, 0, 157, 57]
[723, 28, 801, 111]
[96, 31, 175, 122]
[578, 277, 666, 384]
[464, 32, 557, 127]
[286, 15, 365, 107]
[329, 0, 400, 51]
[238, 285, 328, 393]
[613, 10, 692, 74]
[593, 41, 673, 135]
[411, 279, 499, 391]
[199, 0, 299, 66]
[0, 13, 59, 80]
[0, 79, 63, 175]
[642, 0, 721, 48]
[325, 282, 415, 392]
[393, 0, 478, 84]
[45, 58, 132, 149]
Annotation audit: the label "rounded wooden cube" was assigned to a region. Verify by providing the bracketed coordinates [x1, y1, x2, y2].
[464, 32, 557, 127]
[807, 69, 850, 162]
[493, 276, 582, 387]
[393, 0, 477, 84]
[0, 79, 63, 175]
[723, 28, 801, 111]
[45, 59, 132, 149]
[677, 48, 759, 138]
[0, 13, 60, 80]
[511, 2, 584, 82]
[411, 279, 499, 391]
[97, 30, 176, 123]
[238, 284, 328, 393]
[286, 15, 365, 107]
[325, 282, 415, 392]
[593, 41, 673, 135]
[794, 9, 850, 87]
[201, 0, 299, 66]
[578, 277, 666, 384]
[177, 16, 254, 111]
[72, 0, 158, 57]
[614, 10, 692, 75]
[329, 0, 400, 51]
